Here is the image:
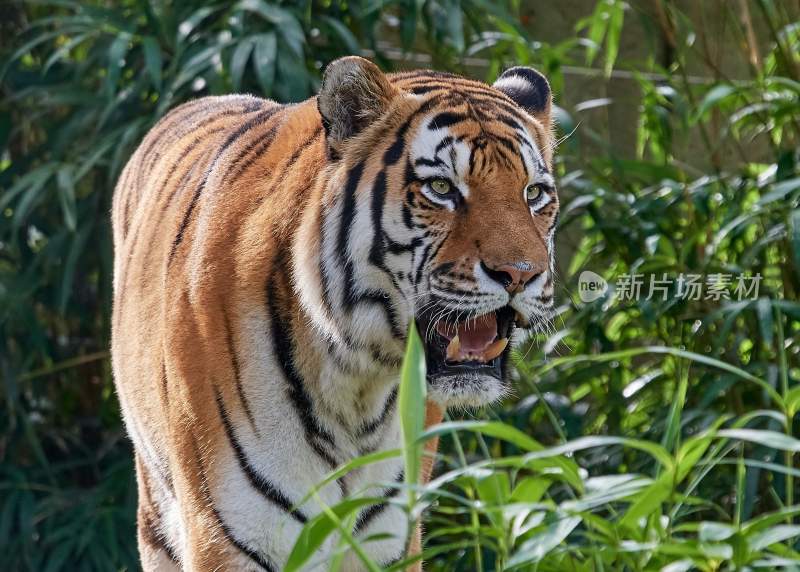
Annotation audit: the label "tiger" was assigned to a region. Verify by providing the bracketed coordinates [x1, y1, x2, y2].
[111, 56, 558, 571]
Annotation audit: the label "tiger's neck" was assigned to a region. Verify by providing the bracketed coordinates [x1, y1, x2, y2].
[286, 163, 404, 442]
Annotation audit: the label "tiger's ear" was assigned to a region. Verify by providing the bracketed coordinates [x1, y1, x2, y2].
[492, 67, 552, 125]
[318, 56, 398, 158]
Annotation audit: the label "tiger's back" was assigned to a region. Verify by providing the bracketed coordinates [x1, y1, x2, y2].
[112, 94, 337, 569]
[112, 57, 558, 571]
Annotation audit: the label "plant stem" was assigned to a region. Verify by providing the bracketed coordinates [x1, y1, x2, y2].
[775, 305, 793, 523]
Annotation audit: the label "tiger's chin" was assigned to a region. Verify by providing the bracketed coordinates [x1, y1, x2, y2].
[417, 306, 516, 408]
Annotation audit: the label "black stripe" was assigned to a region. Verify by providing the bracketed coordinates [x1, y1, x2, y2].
[223, 308, 258, 434]
[337, 161, 365, 310]
[213, 387, 308, 523]
[427, 111, 468, 130]
[120, 165, 136, 238]
[362, 291, 403, 339]
[160, 126, 227, 212]
[394, 70, 462, 80]
[138, 458, 180, 563]
[140, 509, 179, 563]
[167, 106, 284, 267]
[285, 127, 324, 167]
[383, 96, 443, 166]
[190, 437, 277, 572]
[254, 127, 324, 207]
[224, 122, 282, 183]
[414, 156, 445, 168]
[408, 84, 440, 95]
[160, 361, 169, 405]
[402, 82, 531, 121]
[140, 100, 262, 188]
[495, 112, 525, 131]
[369, 344, 403, 368]
[414, 242, 433, 286]
[434, 135, 454, 155]
[224, 104, 289, 183]
[547, 210, 560, 235]
[357, 386, 398, 437]
[317, 205, 339, 336]
[267, 265, 338, 467]
[353, 471, 404, 534]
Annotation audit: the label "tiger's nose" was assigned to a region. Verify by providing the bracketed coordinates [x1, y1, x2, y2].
[481, 261, 539, 294]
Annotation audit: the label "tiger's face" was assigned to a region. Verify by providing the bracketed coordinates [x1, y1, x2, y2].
[315, 58, 557, 407]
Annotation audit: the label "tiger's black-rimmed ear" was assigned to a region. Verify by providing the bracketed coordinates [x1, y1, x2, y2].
[492, 66, 552, 124]
[318, 56, 398, 158]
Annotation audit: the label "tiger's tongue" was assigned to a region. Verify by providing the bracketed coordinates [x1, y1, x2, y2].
[436, 313, 498, 352]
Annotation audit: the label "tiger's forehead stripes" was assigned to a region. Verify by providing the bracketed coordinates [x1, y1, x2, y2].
[406, 102, 550, 199]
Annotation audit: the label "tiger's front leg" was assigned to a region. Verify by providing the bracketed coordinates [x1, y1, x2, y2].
[165, 409, 331, 572]
[173, 434, 406, 572]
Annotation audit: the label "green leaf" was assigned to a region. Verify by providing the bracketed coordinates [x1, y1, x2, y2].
[696, 84, 736, 118]
[619, 471, 672, 530]
[59, 222, 93, 312]
[717, 429, 800, 452]
[43, 32, 92, 74]
[581, 1, 607, 66]
[0, 164, 56, 213]
[758, 177, 800, 206]
[319, 16, 361, 54]
[230, 37, 254, 92]
[604, 0, 624, 77]
[420, 420, 546, 452]
[748, 524, 800, 551]
[293, 448, 401, 512]
[756, 298, 774, 348]
[176, 6, 216, 44]
[699, 521, 736, 542]
[284, 498, 378, 572]
[142, 36, 163, 91]
[56, 165, 76, 232]
[662, 360, 688, 453]
[522, 435, 674, 471]
[236, 0, 305, 56]
[420, 421, 583, 488]
[511, 477, 552, 503]
[786, 385, 800, 419]
[790, 209, 800, 279]
[445, 0, 465, 53]
[536, 346, 783, 406]
[253, 33, 277, 95]
[106, 33, 131, 94]
[399, 320, 427, 506]
[507, 513, 581, 567]
[474, 471, 510, 506]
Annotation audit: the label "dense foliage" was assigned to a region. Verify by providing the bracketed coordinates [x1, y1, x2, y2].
[2, 0, 799, 570]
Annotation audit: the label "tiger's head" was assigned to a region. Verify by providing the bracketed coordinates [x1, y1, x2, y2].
[301, 56, 557, 407]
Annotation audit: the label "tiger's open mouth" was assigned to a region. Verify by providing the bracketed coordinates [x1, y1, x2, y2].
[417, 306, 516, 381]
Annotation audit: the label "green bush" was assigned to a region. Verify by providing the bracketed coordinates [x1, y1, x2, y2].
[1, 0, 799, 570]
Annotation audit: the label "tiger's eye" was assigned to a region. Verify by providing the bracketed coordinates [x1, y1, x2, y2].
[430, 179, 451, 195]
[526, 183, 544, 202]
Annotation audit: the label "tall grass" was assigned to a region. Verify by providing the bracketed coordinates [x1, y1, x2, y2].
[284, 319, 800, 570]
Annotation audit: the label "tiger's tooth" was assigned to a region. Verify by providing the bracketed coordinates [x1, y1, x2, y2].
[446, 335, 461, 362]
[515, 311, 530, 327]
[481, 337, 509, 362]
